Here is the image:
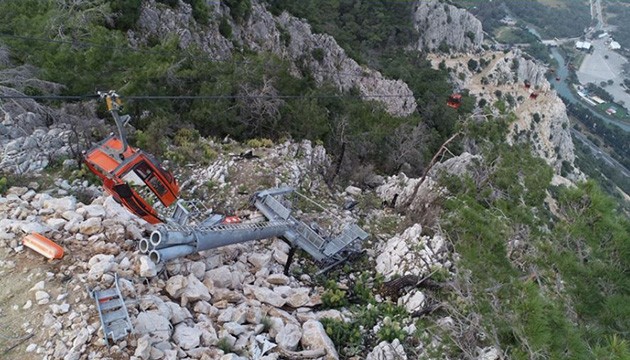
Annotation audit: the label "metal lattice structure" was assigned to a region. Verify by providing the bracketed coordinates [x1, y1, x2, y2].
[139, 187, 368, 264]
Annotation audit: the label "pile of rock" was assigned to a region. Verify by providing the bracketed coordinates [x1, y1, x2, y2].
[0, 183, 351, 359]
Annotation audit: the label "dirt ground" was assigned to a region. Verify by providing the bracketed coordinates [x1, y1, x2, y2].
[0, 244, 91, 359]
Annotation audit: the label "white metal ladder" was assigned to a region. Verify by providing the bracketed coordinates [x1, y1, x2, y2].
[92, 274, 133, 345]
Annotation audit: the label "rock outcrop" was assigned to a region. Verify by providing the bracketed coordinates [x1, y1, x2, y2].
[428, 50, 582, 179]
[1, 138, 397, 359]
[132, 0, 417, 116]
[413, 0, 484, 53]
[0, 86, 104, 174]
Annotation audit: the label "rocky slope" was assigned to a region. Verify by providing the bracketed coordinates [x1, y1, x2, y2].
[412, 0, 484, 53]
[0, 86, 77, 173]
[428, 50, 582, 181]
[131, 0, 416, 117]
[0, 136, 469, 360]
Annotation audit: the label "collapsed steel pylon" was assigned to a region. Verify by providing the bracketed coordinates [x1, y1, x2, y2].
[139, 187, 368, 264]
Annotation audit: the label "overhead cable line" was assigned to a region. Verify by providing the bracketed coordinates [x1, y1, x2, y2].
[0, 93, 415, 101]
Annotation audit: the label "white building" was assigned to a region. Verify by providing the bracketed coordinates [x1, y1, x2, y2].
[576, 41, 592, 50]
[610, 41, 621, 50]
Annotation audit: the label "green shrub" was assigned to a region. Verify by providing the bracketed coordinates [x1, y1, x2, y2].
[0, 177, 8, 195]
[225, 0, 251, 22]
[376, 317, 406, 342]
[311, 48, 325, 62]
[321, 280, 349, 308]
[110, 0, 143, 30]
[219, 16, 233, 38]
[183, 0, 210, 25]
[174, 128, 201, 146]
[321, 318, 363, 356]
[217, 337, 234, 353]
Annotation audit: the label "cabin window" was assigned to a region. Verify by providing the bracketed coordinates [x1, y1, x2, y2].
[149, 176, 167, 196]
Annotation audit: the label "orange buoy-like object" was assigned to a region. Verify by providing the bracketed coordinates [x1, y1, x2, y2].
[23, 232, 64, 259]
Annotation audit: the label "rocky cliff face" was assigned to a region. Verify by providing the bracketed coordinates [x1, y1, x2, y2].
[428, 50, 581, 180]
[412, 0, 484, 53]
[132, 0, 417, 117]
[0, 87, 71, 173]
[0, 86, 104, 174]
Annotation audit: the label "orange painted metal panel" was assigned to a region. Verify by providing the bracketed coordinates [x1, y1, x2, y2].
[23, 232, 64, 259]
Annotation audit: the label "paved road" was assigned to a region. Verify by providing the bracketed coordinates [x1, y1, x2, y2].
[571, 129, 630, 178]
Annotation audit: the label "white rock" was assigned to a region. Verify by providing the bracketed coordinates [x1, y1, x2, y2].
[72, 328, 90, 349]
[139, 256, 157, 277]
[43, 197, 76, 213]
[51, 303, 70, 315]
[205, 266, 233, 288]
[87, 254, 114, 281]
[220, 354, 247, 360]
[276, 323, 302, 351]
[271, 239, 291, 254]
[61, 210, 83, 222]
[478, 347, 502, 360]
[83, 204, 106, 218]
[267, 273, 289, 285]
[165, 275, 188, 298]
[119, 257, 131, 270]
[25, 343, 37, 352]
[173, 323, 202, 350]
[366, 339, 407, 360]
[398, 291, 425, 313]
[46, 218, 67, 231]
[223, 322, 246, 336]
[134, 334, 152, 360]
[35, 290, 49, 303]
[79, 217, 102, 235]
[30, 281, 45, 291]
[345, 186, 362, 196]
[165, 301, 192, 325]
[248, 253, 271, 270]
[166, 274, 211, 305]
[247, 285, 286, 307]
[135, 311, 172, 341]
[286, 288, 310, 308]
[125, 223, 144, 240]
[301, 320, 338, 360]
[375, 224, 444, 280]
[272, 250, 288, 265]
[19, 222, 50, 234]
[188, 261, 206, 280]
[183, 274, 212, 304]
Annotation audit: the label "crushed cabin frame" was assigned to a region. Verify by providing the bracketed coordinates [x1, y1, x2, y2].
[83, 91, 180, 224]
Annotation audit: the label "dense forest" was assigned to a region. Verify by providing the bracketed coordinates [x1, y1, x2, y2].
[606, 0, 630, 51]
[565, 101, 630, 170]
[455, 0, 591, 39]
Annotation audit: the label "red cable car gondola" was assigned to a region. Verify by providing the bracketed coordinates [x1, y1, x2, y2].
[446, 93, 462, 109]
[83, 91, 180, 224]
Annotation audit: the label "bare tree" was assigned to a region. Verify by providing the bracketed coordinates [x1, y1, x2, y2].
[386, 122, 428, 176]
[236, 76, 284, 137]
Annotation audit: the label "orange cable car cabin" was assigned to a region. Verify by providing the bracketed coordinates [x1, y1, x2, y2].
[84, 135, 179, 224]
[446, 93, 462, 109]
[84, 91, 179, 224]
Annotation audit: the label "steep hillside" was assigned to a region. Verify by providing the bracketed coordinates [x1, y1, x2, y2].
[0, 1, 629, 360]
[412, 0, 484, 53]
[429, 50, 582, 180]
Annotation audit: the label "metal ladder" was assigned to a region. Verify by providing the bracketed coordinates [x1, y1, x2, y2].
[92, 274, 133, 345]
